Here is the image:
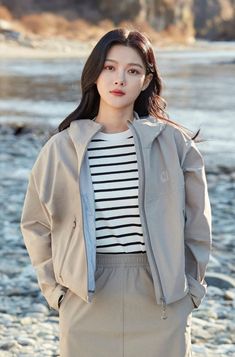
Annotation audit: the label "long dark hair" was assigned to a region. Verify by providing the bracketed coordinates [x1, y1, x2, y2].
[58, 28, 200, 140]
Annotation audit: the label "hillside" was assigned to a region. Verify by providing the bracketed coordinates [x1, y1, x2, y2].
[0, 0, 234, 46]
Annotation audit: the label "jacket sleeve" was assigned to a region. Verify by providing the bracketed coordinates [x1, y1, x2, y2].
[182, 139, 212, 308]
[20, 164, 66, 311]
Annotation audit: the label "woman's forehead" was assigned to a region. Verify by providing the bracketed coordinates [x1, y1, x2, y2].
[105, 45, 144, 67]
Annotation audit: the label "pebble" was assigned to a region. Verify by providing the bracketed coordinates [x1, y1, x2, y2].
[206, 286, 224, 297]
[20, 317, 33, 326]
[206, 272, 235, 289]
[0, 124, 234, 356]
[17, 338, 35, 346]
[224, 289, 235, 301]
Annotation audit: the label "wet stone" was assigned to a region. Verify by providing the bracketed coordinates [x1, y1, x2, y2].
[224, 289, 235, 301]
[17, 337, 35, 346]
[0, 340, 19, 350]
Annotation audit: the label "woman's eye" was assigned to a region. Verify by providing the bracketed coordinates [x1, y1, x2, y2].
[129, 69, 140, 75]
[103, 66, 140, 74]
[104, 65, 114, 71]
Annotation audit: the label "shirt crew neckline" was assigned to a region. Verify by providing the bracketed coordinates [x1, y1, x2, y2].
[97, 128, 132, 141]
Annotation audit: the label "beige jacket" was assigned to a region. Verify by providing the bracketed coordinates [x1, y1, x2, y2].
[20, 112, 212, 315]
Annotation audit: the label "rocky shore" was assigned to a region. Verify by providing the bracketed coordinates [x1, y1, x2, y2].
[1, 21, 235, 60]
[0, 123, 235, 356]
[0, 33, 95, 59]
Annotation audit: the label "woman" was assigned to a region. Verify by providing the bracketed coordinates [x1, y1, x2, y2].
[21, 28, 212, 357]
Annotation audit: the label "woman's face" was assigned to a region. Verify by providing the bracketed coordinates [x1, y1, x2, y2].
[95, 44, 152, 112]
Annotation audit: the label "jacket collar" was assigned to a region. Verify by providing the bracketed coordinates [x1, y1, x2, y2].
[128, 112, 167, 148]
[67, 111, 167, 169]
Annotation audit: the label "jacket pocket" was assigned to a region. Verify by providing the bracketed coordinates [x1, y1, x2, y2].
[59, 217, 77, 282]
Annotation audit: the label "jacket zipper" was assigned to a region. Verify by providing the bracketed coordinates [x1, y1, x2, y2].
[78, 125, 103, 302]
[59, 217, 76, 282]
[128, 120, 168, 320]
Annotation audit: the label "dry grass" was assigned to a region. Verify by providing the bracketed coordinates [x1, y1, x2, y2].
[21, 12, 70, 37]
[0, 5, 13, 21]
[0, 7, 191, 46]
[20, 13, 114, 41]
[66, 19, 113, 41]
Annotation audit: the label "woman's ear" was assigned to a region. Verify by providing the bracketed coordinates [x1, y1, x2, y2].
[142, 73, 153, 91]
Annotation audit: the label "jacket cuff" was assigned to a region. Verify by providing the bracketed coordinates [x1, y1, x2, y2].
[187, 274, 207, 308]
[46, 284, 67, 311]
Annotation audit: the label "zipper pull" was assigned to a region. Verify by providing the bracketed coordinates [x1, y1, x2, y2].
[161, 297, 168, 320]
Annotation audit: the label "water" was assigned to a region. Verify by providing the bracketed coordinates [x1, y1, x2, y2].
[0, 44, 235, 168]
[158, 47, 235, 168]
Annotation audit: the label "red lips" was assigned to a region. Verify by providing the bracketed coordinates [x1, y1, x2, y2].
[110, 89, 125, 95]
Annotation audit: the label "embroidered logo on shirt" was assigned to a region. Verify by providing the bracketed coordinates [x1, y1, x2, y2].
[160, 170, 169, 182]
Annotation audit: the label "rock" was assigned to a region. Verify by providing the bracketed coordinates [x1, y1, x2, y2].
[227, 320, 235, 331]
[205, 272, 235, 289]
[0, 19, 21, 41]
[17, 337, 35, 346]
[0, 314, 14, 327]
[192, 345, 207, 354]
[215, 344, 235, 355]
[216, 307, 229, 319]
[194, 328, 211, 340]
[0, 340, 19, 350]
[206, 309, 218, 320]
[224, 290, 235, 301]
[191, 317, 206, 327]
[29, 303, 48, 314]
[20, 317, 33, 326]
[0, 19, 12, 31]
[193, 0, 235, 40]
[208, 255, 221, 269]
[206, 286, 224, 297]
[217, 336, 232, 344]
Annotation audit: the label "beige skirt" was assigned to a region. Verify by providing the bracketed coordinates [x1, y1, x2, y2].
[59, 252, 194, 357]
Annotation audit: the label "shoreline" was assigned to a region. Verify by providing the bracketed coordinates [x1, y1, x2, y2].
[1, 37, 235, 59]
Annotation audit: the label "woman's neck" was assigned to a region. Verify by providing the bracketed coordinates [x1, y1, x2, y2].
[100, 124, 130, 133]
[94, 109, 134, 133]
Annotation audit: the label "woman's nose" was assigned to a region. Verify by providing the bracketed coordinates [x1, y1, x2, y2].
[114, 80, 125, 86]
[114, 73, 126, 86]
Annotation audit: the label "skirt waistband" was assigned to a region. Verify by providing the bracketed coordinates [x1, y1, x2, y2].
[96, 252, 150, 267]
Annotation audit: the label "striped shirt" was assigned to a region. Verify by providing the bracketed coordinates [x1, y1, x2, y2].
[87, 128, 146, 254]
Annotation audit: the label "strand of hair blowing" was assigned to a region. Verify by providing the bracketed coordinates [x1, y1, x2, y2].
[57, 28, 200, 141]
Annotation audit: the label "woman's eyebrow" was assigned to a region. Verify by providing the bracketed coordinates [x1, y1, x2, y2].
[105, 59, 144, 69]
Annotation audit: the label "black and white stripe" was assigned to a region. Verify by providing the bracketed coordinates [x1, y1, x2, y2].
[87, 128, 146, 254]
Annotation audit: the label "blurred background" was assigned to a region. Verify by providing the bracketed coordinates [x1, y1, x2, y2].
[0, 1, 235, 356]
[0, 0, 235, 43]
